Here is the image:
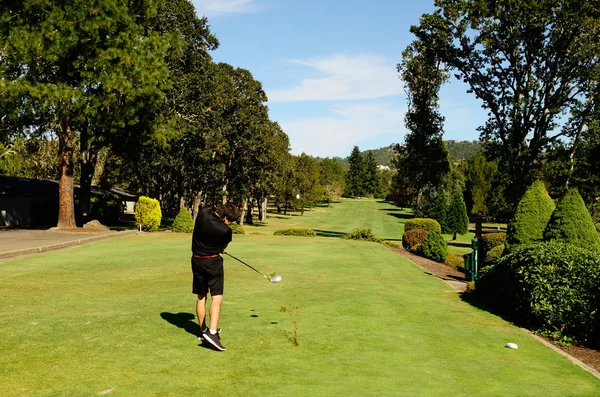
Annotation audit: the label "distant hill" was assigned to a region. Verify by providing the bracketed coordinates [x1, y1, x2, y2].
[313, 141, 482, 168]
[445, 140, 482, 161]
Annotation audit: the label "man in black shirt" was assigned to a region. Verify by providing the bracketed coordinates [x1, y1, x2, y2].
[191, 202, 239, 351]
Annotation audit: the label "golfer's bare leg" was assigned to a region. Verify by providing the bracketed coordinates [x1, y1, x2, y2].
[196, 295, 207, 330]
[209, 294, 223, 331]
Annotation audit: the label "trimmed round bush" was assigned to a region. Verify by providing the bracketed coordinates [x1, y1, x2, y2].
[171, 208, 194, 233]
[506, 180, 555, 249]
[229, 222, 245, 234]
[544, 188, 600, 252]
[483, 244, 504, 267]
[274, 228, 316, 237]
[404, 218, 441, 233]
[341, 228, 383, 243]
[135, 196, 162, 232]
[479, 232, 506, 264]
[402, 229, 429, 250]
[474, 241, 600, 345]
[416, 231, 448, 263]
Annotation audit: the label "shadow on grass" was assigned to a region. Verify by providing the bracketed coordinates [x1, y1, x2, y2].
[160, 312, 200, 337]
[448, 241, 471, 249]
[269, 215, 292, 220]
[313, 229, 347, 238]
[161, 312, 221, 351]
[387, 212, 413, 220]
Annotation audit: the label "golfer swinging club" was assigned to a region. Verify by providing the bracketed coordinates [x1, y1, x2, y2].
[191, 202, 240, 351]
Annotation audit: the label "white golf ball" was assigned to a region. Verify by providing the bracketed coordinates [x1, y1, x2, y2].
[506, 342, 518, 349]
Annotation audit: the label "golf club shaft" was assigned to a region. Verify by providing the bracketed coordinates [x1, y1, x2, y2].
[224, 252, 269, 279]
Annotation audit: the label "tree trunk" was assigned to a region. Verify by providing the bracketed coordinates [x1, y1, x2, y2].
[57, 119, 76, 228]
[245, 199, 254, 225]
[79, 128, 99, 222]
[259, 196, 268, 221]
[239, 198, 247, 226]
[453, 232, 457, 241]
[192, 191, 203, 222]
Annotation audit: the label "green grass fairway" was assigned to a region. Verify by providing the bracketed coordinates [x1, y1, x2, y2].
[2, 201, 599, 395]
[243, 198, 485, 256]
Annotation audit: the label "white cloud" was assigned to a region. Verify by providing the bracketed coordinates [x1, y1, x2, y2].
[280, 103, 407, 157]
[192, 0, 260, 17]
[268, 54, 403, 102]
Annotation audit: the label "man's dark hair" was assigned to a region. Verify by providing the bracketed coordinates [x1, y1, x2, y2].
[216, 202, 240, 223]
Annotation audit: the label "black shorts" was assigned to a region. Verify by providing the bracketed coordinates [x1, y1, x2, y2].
[191, 255, 224, 297]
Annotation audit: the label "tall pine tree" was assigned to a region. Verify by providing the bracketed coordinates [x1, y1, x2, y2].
[346, 146, 365, 197]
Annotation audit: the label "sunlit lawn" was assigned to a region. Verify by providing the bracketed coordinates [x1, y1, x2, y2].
[2, 200, 596, 396]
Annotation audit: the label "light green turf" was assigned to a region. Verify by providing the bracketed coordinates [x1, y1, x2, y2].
[246, 198, 480, 255]
[245, 199, 410, 240]
[1, 201, 599, 396]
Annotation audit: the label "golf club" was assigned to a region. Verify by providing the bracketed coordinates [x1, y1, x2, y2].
[224, 252, 282, 283]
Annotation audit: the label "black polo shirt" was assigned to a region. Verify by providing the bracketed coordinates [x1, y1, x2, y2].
[192, 207, 233, 256]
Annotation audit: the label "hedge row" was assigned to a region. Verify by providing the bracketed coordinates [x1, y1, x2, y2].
[274, 228, 316, 237]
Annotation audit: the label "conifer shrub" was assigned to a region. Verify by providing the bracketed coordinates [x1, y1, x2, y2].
[135, 196, 162, 232]
[229, 222, 245, 234]
[171, 208, 194, 233]
[474, 241, 600, 346]
[506, 180, 555, 249]
[429, 190, 450, 233]
[402, 229, 429, 250]
[543, 188, 600, 252]
[341, 228, 383, 243]
[416, 231, 448, 263]
[274, 228, 316, 237]
[478, 232, 506, 264]
[446, 190, 469, 238]
[404, 218, 441, 233]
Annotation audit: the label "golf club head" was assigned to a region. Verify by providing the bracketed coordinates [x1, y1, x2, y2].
[270, 274, 282, 283]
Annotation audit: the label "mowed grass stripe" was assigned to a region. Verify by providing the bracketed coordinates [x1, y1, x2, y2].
[0, 200, 600, 396]
[1, 229, 600, 396]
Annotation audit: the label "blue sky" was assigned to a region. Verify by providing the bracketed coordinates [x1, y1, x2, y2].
[191, 0, 488, 158]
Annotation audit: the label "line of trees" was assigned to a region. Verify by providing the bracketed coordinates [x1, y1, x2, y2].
[0, 0, 294, 227]
[390, 0, 600, 229]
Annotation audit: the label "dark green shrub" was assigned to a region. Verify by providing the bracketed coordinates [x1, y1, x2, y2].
[416, 231, 448, 263]
[171, 208, 194, 233]
[135, 196, 162, 232]
[90, 196, 124, 224]
[506, 180, 555, 249]
[483, 244, 504, 267]
[274, 228, 316, 237]
[474, 241, 600, 346]
[341, 228, 383, 243]
[402, 229, 429, 250]
[478, 232, 506, 264]
[544, 188, 600, 252]
[404, 218, 441, 233]
[229, 222, 245, 234]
